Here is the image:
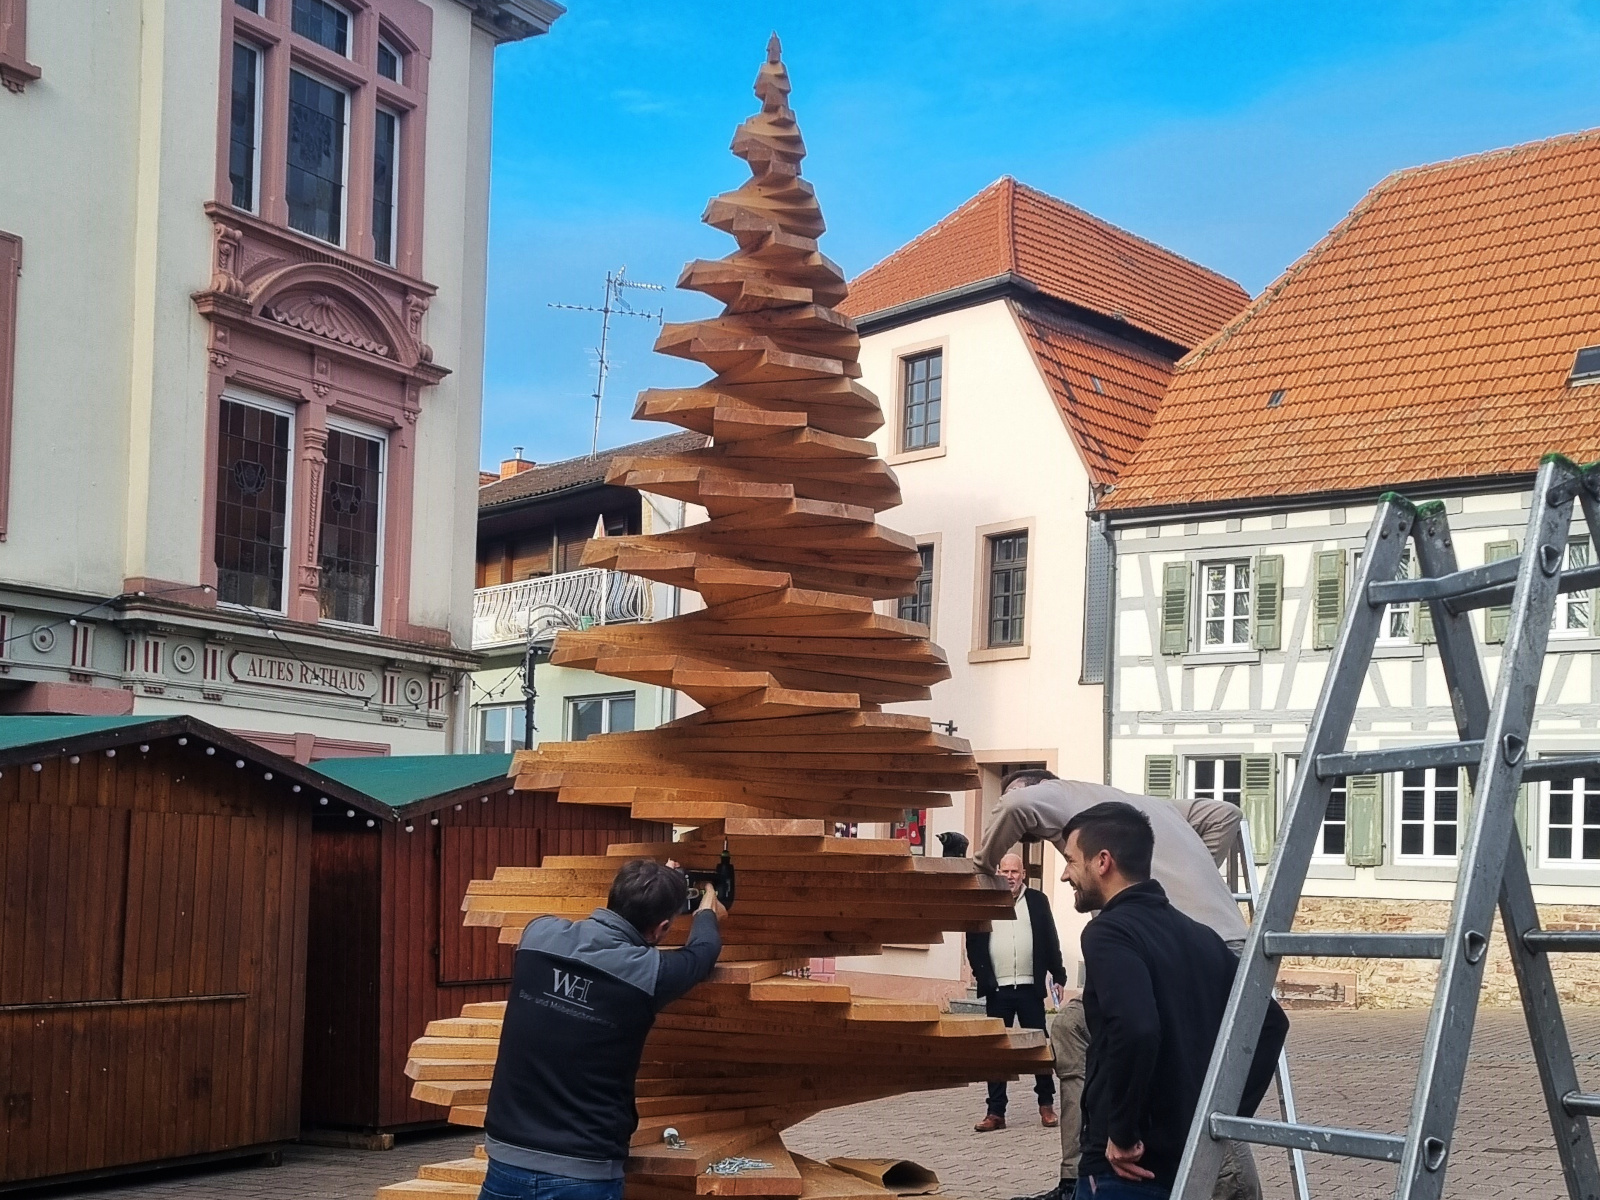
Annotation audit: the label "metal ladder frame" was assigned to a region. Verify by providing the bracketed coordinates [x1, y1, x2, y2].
[1229, 820, 1312, 1200]
[1174, 454, 1600, 1200]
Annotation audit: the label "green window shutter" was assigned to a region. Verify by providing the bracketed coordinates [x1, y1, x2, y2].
[1459, 768, 1472, 833]
[1241, 754, 1278, 863]
[1345, 774, 1384, 867]
[1484, 540, 1519, 643]
[1252, 555, 1284, 651]
[1143, 754, 1178, 800]
[1415, 602, 1436, 644]
[1160, 562, 1192, 655]
[1515, 783, 1535, 856]
[1313, 549, 1347, 650]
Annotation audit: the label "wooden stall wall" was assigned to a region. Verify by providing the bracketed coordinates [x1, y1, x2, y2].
[300, 790, 663, 1131]
[0, 745, 312, 1184]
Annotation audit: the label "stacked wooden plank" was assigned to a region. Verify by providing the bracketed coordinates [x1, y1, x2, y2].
[378, 36, 1050, 1200]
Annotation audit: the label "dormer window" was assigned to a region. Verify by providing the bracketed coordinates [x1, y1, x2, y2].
[1571, 346, 1600, 385]
[291, 0, 350, 56]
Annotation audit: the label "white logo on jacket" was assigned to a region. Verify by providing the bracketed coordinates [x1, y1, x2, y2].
[548, 967, 595, 1007]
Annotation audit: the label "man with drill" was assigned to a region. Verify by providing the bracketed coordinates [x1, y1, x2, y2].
[479, 859, 726, 1200]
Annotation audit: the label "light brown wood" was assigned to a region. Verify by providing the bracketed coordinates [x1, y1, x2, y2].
[379, 38, 1049, 1200]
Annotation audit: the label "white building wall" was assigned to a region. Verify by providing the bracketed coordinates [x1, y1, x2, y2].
[1110, 486, 1600, 911]
[837, 298, 1104, 993]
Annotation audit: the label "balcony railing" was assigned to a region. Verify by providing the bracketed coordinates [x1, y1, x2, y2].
[472, 568, 650, 651]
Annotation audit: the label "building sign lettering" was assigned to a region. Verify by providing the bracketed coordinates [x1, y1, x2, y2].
[227, 651, 377, 698]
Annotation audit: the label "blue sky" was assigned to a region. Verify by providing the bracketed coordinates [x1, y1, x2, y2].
[478, 1, 1600, 469]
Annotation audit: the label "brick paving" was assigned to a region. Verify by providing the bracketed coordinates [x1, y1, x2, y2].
[36, 1009, 1600, 1200]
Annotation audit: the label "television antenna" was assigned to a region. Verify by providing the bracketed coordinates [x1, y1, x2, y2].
[549, 267, 665, 457]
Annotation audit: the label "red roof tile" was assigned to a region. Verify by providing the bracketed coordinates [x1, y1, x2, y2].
[841, 177, 1249, 350]
[1103, 129, 1600, 512]
[1011, 302, 1174, 487]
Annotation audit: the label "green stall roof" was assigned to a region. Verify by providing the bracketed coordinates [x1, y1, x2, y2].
[0, 715, 157, 751]
[311, 754, 515, 812]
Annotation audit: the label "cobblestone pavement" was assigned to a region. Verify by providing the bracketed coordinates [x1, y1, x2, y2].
[37, 1009, 1600, 1200]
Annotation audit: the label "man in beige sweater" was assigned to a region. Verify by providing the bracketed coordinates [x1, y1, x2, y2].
[980, 771, 1258, 1200]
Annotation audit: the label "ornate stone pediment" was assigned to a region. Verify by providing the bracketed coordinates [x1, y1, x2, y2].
[265, 290, 391, 357]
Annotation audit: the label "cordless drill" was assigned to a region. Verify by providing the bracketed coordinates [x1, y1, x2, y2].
[683, 840, 736, 912]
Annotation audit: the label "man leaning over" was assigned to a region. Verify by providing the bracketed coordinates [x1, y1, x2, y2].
[480, 859, 725, 1200]
[980, 771, 1255, 1200]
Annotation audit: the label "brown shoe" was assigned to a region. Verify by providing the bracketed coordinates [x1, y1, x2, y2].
[1039, 1105, 1059, 1128]
[974, 1113, 1006, 1132]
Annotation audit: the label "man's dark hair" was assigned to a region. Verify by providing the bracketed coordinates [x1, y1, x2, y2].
[607, 859, 686, 934]
[1063, 801, 1154, 881]
[1001, 767, 1058, 793]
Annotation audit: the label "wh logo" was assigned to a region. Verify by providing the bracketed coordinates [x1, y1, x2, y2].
[549, 968, 594, 1007]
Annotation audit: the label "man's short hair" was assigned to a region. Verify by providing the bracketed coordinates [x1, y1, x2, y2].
[1001, 767, 1058, 793]
[607, 859, 685, 934]
[1063, 801, 1154, 881]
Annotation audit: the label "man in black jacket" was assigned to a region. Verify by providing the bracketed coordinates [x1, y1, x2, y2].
[966, 852, 1067, 1131]
[481, 859, 724, 1200]
[1063, 803, 1287, 1199]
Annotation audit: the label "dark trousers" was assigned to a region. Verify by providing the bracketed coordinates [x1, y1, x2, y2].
[985, 984, 1055, 1115]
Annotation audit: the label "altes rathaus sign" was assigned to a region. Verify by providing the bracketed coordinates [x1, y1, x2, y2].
[227, 651, 377, 699]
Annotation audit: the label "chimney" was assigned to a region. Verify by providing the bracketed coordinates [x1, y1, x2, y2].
[499, 446, 535, 480]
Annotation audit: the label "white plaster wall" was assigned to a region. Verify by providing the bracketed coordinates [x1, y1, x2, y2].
[837, 298, 1103, 986]
[410, 6, 495, 645]
[0, 1, 147, 594]
[471, 661, 672, 746]
[1110, 486, 1600, 908]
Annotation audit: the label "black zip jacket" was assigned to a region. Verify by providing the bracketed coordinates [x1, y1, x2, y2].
[483, 907, 721, 1180]
[965, 886, 1067, 998]
[1078, 879, 1287, 1188]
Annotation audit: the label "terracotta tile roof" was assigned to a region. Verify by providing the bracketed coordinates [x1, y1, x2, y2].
[1103, 129, 1600, 513]
[1011, 302, 1174, 487]
[479, 431, 708, 509]
[841, 177, 1249, 350]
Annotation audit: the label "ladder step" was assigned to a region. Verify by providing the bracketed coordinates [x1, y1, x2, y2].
[1523, 930, 1600, 953]
[1232, 892, 1252, 903]
[1315, 741, 1482, 779]
[1368, 560, 1600, 611]
[1563, 1092, 1600, 1117]
[1523, 756, 1600, 782]
[1209, 1115, 1406, 1163]
[1262, 932, 1445, 959]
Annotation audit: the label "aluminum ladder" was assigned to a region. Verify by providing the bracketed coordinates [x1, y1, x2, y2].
[1174, 454, 1600, 1200]
[1229, 819, 1312, 1200]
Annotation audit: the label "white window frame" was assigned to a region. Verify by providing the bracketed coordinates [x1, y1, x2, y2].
[1283, 755, 1347, 861]
[1187, 756, 1242, 808]
[292, 0, 353, 57]
[319, 415, 387, 630]
[372, 105, 401, 266]
[566, 691, 637, 741]
[899, 348, 943, 454]
[1395, 767, 1461, 862]
[1552, 537, 1592, 638]
[476, 704, 527, 754]
[287, 65, 352, 250]
[377, 35, 403, 82]
[1377, 544, 1415, 643]
[232, 40, 264, 214]
[1539, 772, 1600, 868]
[1198, 559, 1252, 649]
[216, 388, 297, 616]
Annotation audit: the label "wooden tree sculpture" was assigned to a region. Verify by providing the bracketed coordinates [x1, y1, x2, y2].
[378, 37, 1051, 1200]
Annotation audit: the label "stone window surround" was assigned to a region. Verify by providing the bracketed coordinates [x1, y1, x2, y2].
[221, 0, 431, 277]
[969, 518, 1034, 663]
[0, 0, 41, 94]
[885, 335, 949, 466]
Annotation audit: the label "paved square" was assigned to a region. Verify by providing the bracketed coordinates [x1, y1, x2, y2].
[43, 1009, 1600, 1200]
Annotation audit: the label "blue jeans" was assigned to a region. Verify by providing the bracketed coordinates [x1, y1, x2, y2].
[1073, 1175, 1170, 1200]
[479, 1159, 625, 1200]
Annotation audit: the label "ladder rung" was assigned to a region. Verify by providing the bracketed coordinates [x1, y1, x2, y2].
[1232, 892, 1253, 902]
[1523, 756, 1600, 782]
[1523, 930, 1600, 953]
[1209, 1114, 1405, 1163]
[1563, 1091, 1600, 1116]
[1368, 561, 1600, 611]
[1315, 741, 1481, 779]
[1262, 932, 1445, 959]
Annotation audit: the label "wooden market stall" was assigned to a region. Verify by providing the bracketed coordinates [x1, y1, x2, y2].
[0, 715, 388, 1188]
[300, 755, 668, 1136]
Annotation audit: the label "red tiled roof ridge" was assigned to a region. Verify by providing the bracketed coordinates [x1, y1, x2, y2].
[1174, 125, 1600, 377]
[1005, 178, 1244, 298]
